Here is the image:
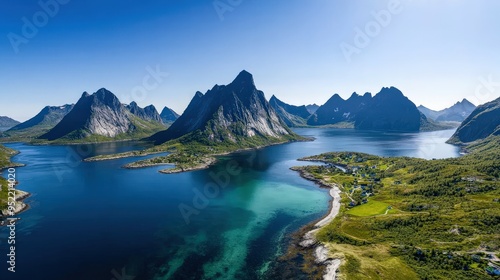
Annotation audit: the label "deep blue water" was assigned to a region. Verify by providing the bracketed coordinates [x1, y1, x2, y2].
[0, 129, 460, 280]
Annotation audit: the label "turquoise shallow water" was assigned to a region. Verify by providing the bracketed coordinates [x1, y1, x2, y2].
[0, 128, 459, 279]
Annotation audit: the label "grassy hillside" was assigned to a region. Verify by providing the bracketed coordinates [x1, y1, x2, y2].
[293, 137, 500, 279]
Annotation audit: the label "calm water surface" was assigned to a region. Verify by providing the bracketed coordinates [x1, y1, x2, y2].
[0, 129, 459, 280]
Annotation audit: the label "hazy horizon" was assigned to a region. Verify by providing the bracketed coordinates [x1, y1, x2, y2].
[2, 0, 500, 121]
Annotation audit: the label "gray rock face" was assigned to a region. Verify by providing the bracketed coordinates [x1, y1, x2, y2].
[149, 70, 293, 144]
[126, 102, 163, 123]
[40, 88, 134, 140]
[418, 99, 476, 122]
[269, 95, 311, 127]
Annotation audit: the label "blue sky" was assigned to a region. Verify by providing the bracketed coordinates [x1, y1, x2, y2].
[1, 0, 499, 121]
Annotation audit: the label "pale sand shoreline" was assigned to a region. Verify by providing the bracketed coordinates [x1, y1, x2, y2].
[293, 167, 343, 280]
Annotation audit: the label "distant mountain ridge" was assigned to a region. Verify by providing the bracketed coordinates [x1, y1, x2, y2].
[306, 87, 432, 131]
[355, 87, 422, 131]
[305, 104, 319, 114]
[5, 104, 74, 137]
[39, 88, 164, 141]
[160, 107, 179, 124]
[125, 101, 164, 124]
[448, 96, 500, 144]
[269, 95, 311, 127]
[418, 99, 475, 122]
[308, 92, 372, 126]
[0, 116, 20, 130]
[148, 70, 298, 145]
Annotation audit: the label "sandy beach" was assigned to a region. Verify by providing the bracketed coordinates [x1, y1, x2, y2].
[294, 166, 343, 280]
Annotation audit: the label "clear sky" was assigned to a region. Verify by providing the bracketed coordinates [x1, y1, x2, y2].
[1, 0, 499, 121]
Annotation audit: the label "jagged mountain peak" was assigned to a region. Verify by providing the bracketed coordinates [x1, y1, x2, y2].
[148, 71, 294, 145]
[349, 92, 359, 99]
[160, 106, 180, 124]
[377, 86, 405, 98]
[232, 70, 254, 86]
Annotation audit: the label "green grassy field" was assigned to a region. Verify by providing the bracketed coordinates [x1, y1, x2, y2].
[347, 200, 394, 216]
[295, 137, 500, 279]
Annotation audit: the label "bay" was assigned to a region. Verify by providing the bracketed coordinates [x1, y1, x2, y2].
[0, 128, 459, 279]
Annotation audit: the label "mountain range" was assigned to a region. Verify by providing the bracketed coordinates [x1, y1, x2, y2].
[448, 96, 500, 144]
[418, 99, 475, 122]
[307, 91, 372, 127]
[280, 87, 440, 132]
[148, 70, 298, 145]
[39, 88, 165, 142]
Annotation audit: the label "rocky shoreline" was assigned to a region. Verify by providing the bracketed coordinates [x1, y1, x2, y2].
[1, 190, 30, 219]
[0, 146, 30, 224]
[291, 166, 343, 280]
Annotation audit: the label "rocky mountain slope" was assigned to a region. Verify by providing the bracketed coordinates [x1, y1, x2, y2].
[448, 96, 500, 144]
[269, 95, 311, 127]
[148, 70, 298, 145]
[125, 102, 164, 124]
[5, 104, 74, 138]
[39, 88, 164, 142]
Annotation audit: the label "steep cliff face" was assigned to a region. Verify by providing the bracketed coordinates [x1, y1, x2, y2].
[149, 70, 296, 145]
[448, 97, 500, 144]
[269, 95, 311, 127]
[40, 88, 134, 140]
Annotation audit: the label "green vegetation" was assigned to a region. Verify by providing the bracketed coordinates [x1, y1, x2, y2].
[295, 136, 500, 279]
[0, 144, 24, 214]
[87, 126, 306, 173]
